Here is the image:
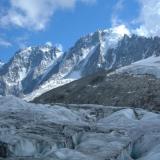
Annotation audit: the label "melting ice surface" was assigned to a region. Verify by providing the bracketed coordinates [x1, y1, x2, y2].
[0, 96, 160, 159]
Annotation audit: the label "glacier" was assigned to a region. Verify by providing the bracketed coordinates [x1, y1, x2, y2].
[0, 96, 160, 159]
[112, 55, 160, 78]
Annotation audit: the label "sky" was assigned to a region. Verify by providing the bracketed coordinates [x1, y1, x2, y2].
[0, 0, 159, 62]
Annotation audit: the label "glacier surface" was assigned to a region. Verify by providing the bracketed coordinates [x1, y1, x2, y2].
[112, 56, 160, 78]
[0, 96, 159, 159]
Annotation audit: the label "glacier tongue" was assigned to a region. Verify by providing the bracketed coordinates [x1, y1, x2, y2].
[112, 55, 160, 78]
[0, 96, 160, 159]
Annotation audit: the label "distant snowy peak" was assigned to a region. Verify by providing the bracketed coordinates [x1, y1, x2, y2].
[0, 43, 64, 96]
[6, 45, 59, 82]
[17, 44, 62, 58]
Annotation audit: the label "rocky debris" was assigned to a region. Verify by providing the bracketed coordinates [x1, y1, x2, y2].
[33, 71, 160, 111]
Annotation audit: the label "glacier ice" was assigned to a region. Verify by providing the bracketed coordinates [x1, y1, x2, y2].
[112, 55, 160, 79]
[0, 96, 159, 159]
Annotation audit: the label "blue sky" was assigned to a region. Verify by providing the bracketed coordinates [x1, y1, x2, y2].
[0, 0, 159, 62]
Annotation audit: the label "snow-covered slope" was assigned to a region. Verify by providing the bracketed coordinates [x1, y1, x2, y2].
[0, 96, 160, 159]
[113, 55, 160, 78]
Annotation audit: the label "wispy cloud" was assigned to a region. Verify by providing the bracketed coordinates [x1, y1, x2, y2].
[0, 0, 96, 31]
[111, 0, 125, 26]
[0, 38, 12, 47]
[14, 35, 29, 49]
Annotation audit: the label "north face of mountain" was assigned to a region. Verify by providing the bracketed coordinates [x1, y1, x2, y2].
[0, 44, 63, 96]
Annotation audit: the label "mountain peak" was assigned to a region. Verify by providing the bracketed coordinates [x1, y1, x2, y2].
[0, 43, 64, 96]
[14, 43, 64, 59]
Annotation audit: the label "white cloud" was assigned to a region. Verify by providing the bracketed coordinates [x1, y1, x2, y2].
[112, 25, 131, 36]
[112, 0, 160, 37]
[135, 0, 160, 37]
[111, 0, 125, 26]
[0, 38, 12, 47]
[0, 0, 95, 31]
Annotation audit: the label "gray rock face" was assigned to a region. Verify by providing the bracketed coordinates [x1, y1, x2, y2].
[0, 96, 160, 160]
